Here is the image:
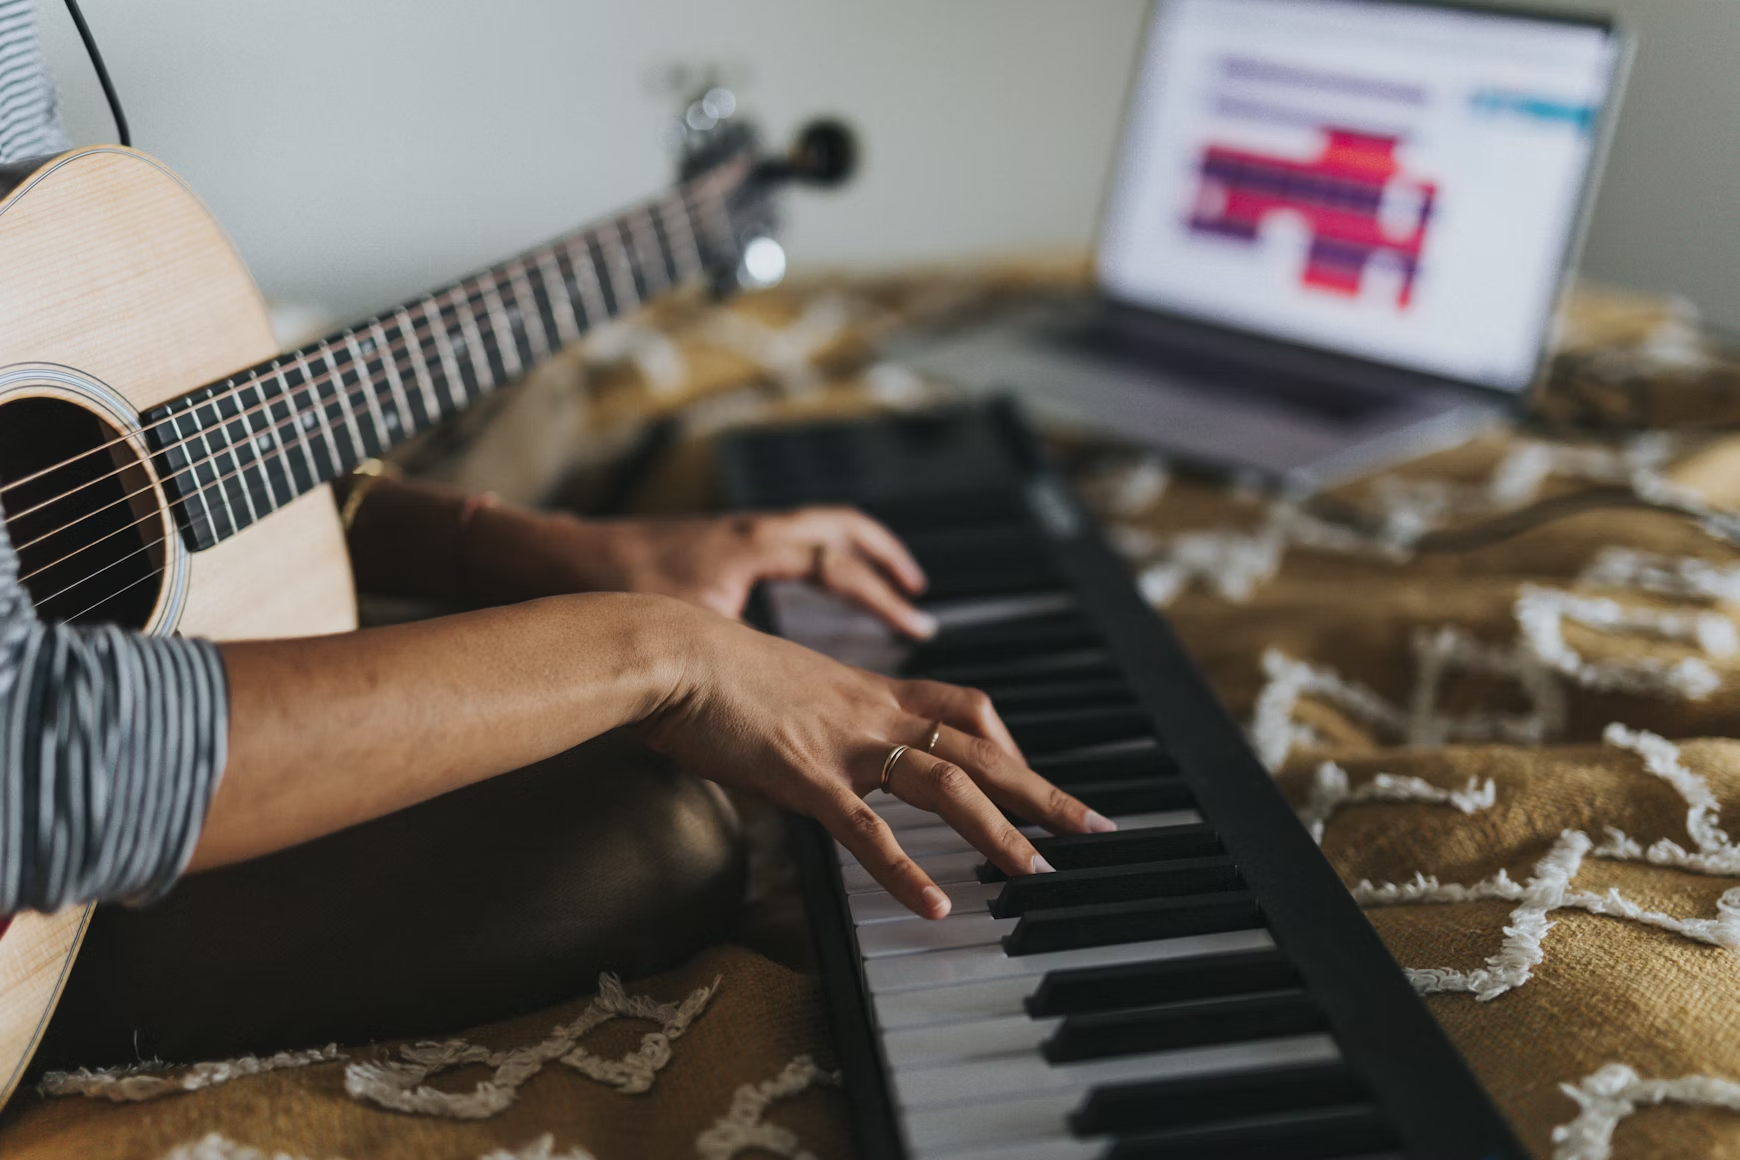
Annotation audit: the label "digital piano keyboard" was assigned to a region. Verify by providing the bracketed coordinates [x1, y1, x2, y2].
[717, 400, 1522, 1160]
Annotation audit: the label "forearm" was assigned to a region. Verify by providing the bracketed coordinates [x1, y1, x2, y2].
[340, 474, 604, 606]
[190, 591, 685, 872]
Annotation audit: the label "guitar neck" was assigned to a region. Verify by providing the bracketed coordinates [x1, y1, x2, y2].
[143, 161, 745, 552]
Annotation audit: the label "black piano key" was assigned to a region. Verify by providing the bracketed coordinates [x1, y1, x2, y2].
[1002, 705, 1154, 756]
[990, 856, 1240, 917]
[1042, 989, 1323, 1063]
[1005, 776, 1194, 826]
[1030, 746, 1180, 786]
[979, 823, 1223, 882]
[911, 556, 1057, 605]
[861, 491, 1027, 535]
[924, 650, 1118, 690]
[1002, 889, 1261, 955]
[1106, 1103, 1397, 1160]
[1027, 947, 1300, 1017]
[987, 677, 1136, 714]
[904, 611, 1100, 672]
[1070, 1060, 1366, 1137]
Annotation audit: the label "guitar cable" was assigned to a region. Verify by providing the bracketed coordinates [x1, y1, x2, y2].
[62, 0, 130, 147]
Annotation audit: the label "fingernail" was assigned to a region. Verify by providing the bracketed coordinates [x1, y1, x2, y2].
[1084, 810, 1118, 833]
[921, 886, 952, 918]
[1031, 854, 1057, 874]
[909, 610, 939, 639]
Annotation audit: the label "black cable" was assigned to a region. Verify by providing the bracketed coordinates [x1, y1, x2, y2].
[61, 0, 129, 147]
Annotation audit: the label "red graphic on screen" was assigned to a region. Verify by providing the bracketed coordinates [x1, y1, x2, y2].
[1187, 128, 1436, 308]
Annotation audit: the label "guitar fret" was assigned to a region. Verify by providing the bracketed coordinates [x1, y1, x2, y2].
[368, 318, 417, 440]
[446, 295, 494, 397]
[567, 238, 611, 328]
[235, 376, 288, 510]
[204, 385, 260, 528]
[419, 296, 468, 414]
[291, 351, 342, 477]
[598, 222, 641, 313]
[628, 206, 670, 296]
[658, 193, 704, 282]
[163, 405, 223, 544]
[188, 395, 238, 541]
[273, 358, 322, 492]
[476, 276, 524, 379]
[535, 247, 582, 345]
[343, 330, 395, 450]
[506, 257, 553, 360]
[314, 342, 367, 468]
[394, 306, 444, 420]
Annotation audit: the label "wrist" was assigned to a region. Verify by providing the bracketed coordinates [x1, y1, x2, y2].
[610, 592, 723, 743]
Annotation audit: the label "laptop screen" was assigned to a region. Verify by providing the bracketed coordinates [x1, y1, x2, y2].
[1096, 0, 1622, 393]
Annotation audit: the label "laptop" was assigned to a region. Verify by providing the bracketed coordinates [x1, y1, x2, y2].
[893, 0, 1630, 489]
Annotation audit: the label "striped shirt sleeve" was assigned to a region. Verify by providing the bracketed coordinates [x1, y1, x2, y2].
[0, 0, 67, 163]
[0, 505, 231, 914]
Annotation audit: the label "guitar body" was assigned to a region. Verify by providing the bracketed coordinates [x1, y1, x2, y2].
[0, 147, 357, 1103]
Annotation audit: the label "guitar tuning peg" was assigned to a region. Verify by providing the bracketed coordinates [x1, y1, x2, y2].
[737, 236, 786, 290]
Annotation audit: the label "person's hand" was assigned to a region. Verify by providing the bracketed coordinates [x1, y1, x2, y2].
[638, 604, 1117, 920]
[494, 507, 936, 638]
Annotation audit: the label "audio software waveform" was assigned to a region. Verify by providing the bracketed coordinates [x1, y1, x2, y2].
[1186, 128, 1437, 309]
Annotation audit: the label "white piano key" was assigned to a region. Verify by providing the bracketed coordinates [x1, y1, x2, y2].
[872, 799, 947, 830]
[891, 1033, 1339, 1110]
[883, 1012, 1059, 1067]
[841, 851, 983, 894]
[857, 911, 1018, 958]
[928, 591, 1076, 630]
[768, 584, 1076, 677]
[867, 928, 1274, 993]
[912, 1136, 1104, 1160]
[839, 810, 1203, 864]
[873, 975, 1037, 1031]
[902, 1091, 1083, 1155]
[851, 881, 1000, 925]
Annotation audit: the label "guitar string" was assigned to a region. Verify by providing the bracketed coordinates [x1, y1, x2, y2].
[0, 176, 735, 545]
[1, 168, 742, 574]
[13, 181, 743, 614]
[0, 190, 682, 513]
[11, 192, 724, 595]
[0, 182, 733, 585]
[0, 164, 741, 508]
[0, 164, 739, 511]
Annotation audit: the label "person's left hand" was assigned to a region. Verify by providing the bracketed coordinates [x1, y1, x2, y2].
[482, 506, 937, 639]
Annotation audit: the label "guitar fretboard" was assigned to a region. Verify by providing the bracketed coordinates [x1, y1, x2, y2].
[144, 162, 743, 551]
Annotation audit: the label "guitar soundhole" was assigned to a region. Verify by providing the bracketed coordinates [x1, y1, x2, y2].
[0, 397, 165, 628]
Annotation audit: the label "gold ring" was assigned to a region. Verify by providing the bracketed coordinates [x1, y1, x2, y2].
[880, 744, 910, 794]
[924, 723, 943, 753]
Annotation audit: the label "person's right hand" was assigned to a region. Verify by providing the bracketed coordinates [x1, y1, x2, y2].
[636, 602, 1116, 920]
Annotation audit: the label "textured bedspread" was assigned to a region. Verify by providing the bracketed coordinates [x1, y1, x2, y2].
[6, 270, 1740, 1159]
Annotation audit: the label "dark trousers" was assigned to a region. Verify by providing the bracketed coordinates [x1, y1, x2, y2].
[33, 731, 745, 1070]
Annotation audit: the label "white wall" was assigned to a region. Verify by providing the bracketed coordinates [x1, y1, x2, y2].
[34, 1, 1740, 328]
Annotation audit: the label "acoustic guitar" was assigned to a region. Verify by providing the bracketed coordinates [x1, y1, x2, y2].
[0, 109, 852, 1104]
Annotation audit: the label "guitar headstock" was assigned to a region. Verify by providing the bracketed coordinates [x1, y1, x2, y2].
[673, 86, 857, 295]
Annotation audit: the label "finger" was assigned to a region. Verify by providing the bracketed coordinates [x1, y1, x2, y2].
[820, 788, 953, 919]
[788, 507, 928, 595]
[821, 550, 938, 640]
[892, 750, 1052, 879]
[837, 509, 928, 595]
[897, 678, 1023, 760]
[932, 724, 1116, 836]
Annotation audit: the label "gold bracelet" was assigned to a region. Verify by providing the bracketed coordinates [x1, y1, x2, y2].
[338, 458, 397, 532]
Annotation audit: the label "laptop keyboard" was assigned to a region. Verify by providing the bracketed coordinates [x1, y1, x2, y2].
[1043, 315, 1399, 426]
